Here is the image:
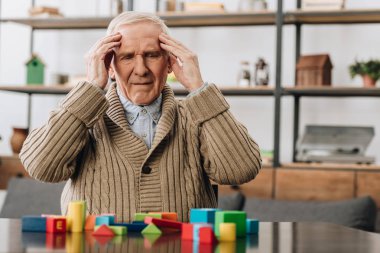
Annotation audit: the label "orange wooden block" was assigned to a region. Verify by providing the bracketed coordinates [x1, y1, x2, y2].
[85, 215, 97, 231]
[149, 212, 178, 221]
[46, 217, 66, 233]
[92, 225, 114, 237]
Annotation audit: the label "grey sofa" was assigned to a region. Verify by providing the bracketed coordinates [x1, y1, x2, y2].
[219, 192, 378, 232]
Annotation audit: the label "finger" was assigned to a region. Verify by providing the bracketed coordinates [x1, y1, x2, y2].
[159, 33, 190, 52]
[97, 41, 121, 60]
[160, 43, 189, 63]
[92, 33, 122, 52]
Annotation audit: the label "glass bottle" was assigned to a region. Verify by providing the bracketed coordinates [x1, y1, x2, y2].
[237, 61, 251, 87]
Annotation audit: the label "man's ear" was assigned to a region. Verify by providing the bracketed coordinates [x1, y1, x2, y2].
[167, 56, 172, 73]
[109, 65, 116, 81]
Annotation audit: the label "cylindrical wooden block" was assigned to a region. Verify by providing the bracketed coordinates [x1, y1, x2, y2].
[68, 201, 84, 233]
[219, 223, 236, 242]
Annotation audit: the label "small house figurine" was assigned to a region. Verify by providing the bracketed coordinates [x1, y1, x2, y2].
[26, 54, 45, 85]
[296, 54, 333, 87]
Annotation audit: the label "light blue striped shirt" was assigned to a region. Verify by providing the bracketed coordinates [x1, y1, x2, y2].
[117, 83, 208, 148]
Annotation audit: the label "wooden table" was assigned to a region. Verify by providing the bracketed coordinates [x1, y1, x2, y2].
[0, 219, 379, 252]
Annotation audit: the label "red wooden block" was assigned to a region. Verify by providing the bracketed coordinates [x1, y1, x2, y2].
[46, 233, 66, 249]
[199, 227, 217, 244]
[46, 217, 66, 233]
[144, 217, 183, 230]
[92, 225, 114, 237]
[181, 223, 194, 240]
[181, 239, 194, 253]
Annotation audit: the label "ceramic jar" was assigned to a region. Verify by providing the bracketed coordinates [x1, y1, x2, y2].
[10, 127, 29, 154]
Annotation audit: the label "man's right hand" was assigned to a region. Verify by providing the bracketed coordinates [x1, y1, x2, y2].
[85, 33, 122, 90]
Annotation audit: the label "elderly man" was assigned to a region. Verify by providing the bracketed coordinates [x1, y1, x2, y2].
[20, 12, 261, 222]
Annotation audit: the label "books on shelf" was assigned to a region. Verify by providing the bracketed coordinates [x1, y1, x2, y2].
[302, 0, 345, 11]
[184, 2, 225, 12]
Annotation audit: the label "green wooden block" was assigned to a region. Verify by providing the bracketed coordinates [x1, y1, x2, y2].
[134, 213, 162, 221]
[95, 225, 127, 235]
[215, 211, 246, 237]
[141, 223, 162, 235]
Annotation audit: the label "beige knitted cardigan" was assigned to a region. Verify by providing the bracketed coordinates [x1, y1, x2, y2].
[20, 81, 261, 222]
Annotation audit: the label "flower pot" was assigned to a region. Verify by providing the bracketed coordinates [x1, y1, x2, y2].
[362, 75, 377, 87]
[10, 127, 29, 154]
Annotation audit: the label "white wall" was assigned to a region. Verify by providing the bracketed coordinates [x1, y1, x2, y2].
[1, 0, 380, 163]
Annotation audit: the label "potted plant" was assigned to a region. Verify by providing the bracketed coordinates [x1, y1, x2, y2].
[349, 59, 380, 87]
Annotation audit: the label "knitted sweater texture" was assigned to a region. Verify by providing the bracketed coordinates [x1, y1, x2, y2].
[20, 82, 261, 222]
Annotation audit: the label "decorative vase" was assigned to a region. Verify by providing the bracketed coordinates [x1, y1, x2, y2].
[362, 75, 376, 87]
[10, 127, 29, 154]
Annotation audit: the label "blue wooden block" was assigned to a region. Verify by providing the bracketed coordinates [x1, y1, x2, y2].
[95, 215, 115, 226]
[193, 223, 213, 242]
[22, 216, 47, 232]
[190, 208, 220, 224]
[246, 219, 259, 234]
[112, 222, 147, 232]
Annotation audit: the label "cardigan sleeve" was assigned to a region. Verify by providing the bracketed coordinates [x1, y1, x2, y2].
[184, 83, 262, 185]
[19, 81, 109, 183]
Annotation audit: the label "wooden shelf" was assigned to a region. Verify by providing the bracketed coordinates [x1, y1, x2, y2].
[281, 162, 380, 171]
[284, 86, 380, 97]
[0, 85, 275, 96]
[289, 9, 380, 24]
[1, 12, 287, 29]
[3, 9, 380, 29]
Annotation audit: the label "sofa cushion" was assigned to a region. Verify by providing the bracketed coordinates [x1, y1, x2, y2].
[244, 196, 377, 231]
[0, 178, 65, 218]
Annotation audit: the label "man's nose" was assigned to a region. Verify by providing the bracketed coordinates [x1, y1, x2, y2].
[133, 55, 149, 76]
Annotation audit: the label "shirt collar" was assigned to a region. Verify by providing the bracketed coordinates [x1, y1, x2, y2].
[116, 85, 162, 125]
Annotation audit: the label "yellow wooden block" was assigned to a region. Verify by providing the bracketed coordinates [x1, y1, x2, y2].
[219, 223, 236, 242]
[68, 201, 85, 233]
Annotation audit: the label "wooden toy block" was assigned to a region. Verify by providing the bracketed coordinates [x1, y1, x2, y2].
[95, 225, 127, 235]
[141, 223, 162, 235]
[216, 242, 236, 253]
[246, 219, 259, 234]
[92, 224, 115, 237]
[193, 223, 213, 242]
[190, 208, 220, 224]
[144, 217, 183, 230]
[67, 201, 85, 233]
[219, 223, 236, 242]
[215, 211, 246, 237]
[46, 217, 66, 233]
[199, 243, 215, 253]
[134, 213, 162, 221]
[199, 227, 217, 244]
[95, 215, 115, 226]
[85, 215, 97, 231]
[143, 234, 161, 248]
[181, 240, 194, 253]
[45, 233, 66, 249]
[181, 223, 194, 240]
[22, 216, 47, 232]
[93, 234, 113, 246]
[149, 212, 178, 221]
[112, 222, 147, 232]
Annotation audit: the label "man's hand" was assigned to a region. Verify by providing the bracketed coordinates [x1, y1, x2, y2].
[159, 33, 204, 92]
[85, 33, 122, 89]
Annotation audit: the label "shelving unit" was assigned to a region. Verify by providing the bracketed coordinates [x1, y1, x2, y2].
[2, 1, 380, 204]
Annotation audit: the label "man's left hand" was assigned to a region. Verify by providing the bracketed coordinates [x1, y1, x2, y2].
[159, 33, 204, 92]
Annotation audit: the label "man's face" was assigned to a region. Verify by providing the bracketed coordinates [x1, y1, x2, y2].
[110, 22, 170, 105]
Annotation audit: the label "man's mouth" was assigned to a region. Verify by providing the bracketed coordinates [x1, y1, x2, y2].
[132, 82, 153, 85]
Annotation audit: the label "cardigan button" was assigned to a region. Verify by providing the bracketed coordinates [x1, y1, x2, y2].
[142, 166, 152, 174]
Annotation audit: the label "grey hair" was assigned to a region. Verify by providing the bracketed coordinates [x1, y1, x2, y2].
[106, 11, 169, 35]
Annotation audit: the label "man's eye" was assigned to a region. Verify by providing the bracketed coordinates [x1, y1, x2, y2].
[122, 55, 134, 60]
[146, 52, 161, 58]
